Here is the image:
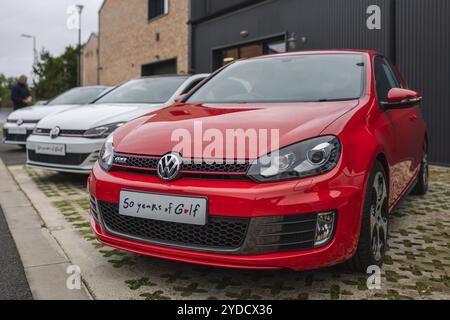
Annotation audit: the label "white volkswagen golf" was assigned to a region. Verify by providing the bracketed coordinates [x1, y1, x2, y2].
[26, 74, 208, 174]
[3, 86, 111, 147]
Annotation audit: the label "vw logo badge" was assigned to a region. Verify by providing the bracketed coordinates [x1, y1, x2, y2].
[50, 126, 61, 139]
[17, 119, 24, 126]
[157, 153, 182, 182]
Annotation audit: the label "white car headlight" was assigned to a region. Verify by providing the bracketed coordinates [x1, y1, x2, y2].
[84, 123, 124, 139]
[98, 134, 114, 171]
[247, 136, 341, 182]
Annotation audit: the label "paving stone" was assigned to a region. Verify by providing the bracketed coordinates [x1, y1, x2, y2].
[9, 165, 450, 300]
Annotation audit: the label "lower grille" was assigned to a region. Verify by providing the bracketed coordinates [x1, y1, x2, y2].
[90, 195, 99, 221]
[98, 201, 249, 251]
[95, 199, 328, 255]
[3, 129, 33, 142]
[242, 213, 318, 254]
[28, 150, 90, 166]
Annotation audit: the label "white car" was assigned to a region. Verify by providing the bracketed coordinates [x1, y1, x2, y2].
[3, 86, 111, 147]
[26, 74, 208, 174]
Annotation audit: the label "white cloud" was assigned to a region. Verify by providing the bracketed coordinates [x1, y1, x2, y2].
[0, 0, 103, 78]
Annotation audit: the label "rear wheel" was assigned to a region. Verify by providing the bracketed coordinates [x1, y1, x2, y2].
[348, 161, 389, 272]
[411, 142, 429, 195]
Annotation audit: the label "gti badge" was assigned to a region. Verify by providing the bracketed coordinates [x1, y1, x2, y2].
[114, 156, 128, 164]
[50, 126, 61, 139]
[157, 153, 182, 182]
[17, 119, 24, 126]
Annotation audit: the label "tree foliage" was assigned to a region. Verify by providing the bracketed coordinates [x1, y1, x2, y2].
[0, 74, 18, 108]
[32, 45, 79, 101]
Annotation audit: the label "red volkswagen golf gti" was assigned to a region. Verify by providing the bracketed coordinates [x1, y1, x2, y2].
[88, 50, 428, 272]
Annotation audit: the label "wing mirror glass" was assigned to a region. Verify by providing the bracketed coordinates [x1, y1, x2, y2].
[381, 88, 422, 110]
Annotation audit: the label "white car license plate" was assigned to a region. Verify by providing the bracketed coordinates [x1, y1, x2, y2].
[119, 190, 207, 226]
[8, 127, 27, 135]
[35, 143, 66, 156]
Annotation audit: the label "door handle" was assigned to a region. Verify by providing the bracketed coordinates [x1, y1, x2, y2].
[409, 114, 418, 121]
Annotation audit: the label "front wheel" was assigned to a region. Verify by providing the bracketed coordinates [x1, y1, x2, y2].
[347, 161, 389, 272]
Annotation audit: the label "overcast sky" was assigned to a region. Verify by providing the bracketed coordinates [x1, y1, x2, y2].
[0, 0, 103, 79]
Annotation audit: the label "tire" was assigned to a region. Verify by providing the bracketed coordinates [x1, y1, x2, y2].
[411, 142, 429, 196]
[347, 160, 389, 273]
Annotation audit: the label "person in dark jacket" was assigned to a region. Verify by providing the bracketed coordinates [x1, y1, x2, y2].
[10, 75, 32, 110]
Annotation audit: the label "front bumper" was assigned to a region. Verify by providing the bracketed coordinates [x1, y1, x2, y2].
[3, 123, 36, 145]
[26, 134, 105, 174]
[89, 162, 366, 270]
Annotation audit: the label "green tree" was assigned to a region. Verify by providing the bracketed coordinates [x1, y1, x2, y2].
[32, 45, 79, 101]
[0, 74, 18, 108]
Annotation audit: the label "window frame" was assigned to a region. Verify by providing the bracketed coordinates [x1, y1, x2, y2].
[148, 0, 169, 22]
[373, 55, 403, 106]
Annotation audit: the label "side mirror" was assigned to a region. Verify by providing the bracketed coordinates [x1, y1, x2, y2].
[174, 94, 188, 103]
[381, 88, 422, 110]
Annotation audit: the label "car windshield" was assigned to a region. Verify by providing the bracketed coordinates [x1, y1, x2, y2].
[94, 77, 188, 104]
[47, 87, 108, 106]
[187, 54, 365, 104]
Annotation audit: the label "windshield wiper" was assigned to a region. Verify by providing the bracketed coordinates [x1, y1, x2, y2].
[315, 97, 359, 102]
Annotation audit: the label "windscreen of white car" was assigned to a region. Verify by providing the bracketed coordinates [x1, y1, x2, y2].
[186, 54, 365, 103]
[47, 87, 109, 106]
[94, 77, 188, 104]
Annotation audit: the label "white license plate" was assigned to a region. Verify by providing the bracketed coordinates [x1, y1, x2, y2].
[35, 143, 66, 156]
[8, 127, 27, 135]
[119, 190, 207, 226]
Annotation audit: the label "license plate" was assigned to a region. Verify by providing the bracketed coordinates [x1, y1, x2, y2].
[8, 127, 27, 135]
[35, 143, 66, 156]
[119, 190, 207, 226]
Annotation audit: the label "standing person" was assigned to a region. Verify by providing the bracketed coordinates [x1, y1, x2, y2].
[10, 75, 32, 110]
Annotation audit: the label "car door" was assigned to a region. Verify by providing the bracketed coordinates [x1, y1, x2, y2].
[373, 56, 419, 203]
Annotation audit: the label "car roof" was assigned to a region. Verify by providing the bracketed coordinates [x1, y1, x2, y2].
[135, 74, 209, 81]
[248, 49, 380, 61]
[71, 85, 112, 89]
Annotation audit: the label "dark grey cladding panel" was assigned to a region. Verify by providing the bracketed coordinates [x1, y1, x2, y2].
[396, 0, 450, 165]
[191, 0, 393, 72]
[190, 0, 265, 21]
[190, 0, 450, 165]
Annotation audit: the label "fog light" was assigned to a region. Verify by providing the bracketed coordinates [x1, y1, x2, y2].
[314, 211, 336, 247]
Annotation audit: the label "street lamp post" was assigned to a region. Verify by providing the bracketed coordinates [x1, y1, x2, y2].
[21, 34, 37, 81]
[76, 5, 84, 87]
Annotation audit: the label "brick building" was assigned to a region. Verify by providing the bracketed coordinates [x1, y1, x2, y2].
[81, 33, 99, 86]
[97, 0, 189, 86]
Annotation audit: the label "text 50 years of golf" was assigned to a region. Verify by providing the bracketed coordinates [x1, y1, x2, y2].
[177, 304, 273, 318]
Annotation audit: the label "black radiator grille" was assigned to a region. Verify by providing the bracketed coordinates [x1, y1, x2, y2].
[28, 150, 90, 166]
[112, 153, 251, 173]
[98, 201, 249, 250]
[3, 129, 33, 142]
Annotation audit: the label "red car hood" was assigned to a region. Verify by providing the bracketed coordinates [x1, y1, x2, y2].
[114, 101, 359, 159]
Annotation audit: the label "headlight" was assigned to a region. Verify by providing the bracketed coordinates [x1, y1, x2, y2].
[84, 123, 124, 138]
[247, 136, 341, 182]
[98, 134, 114, 171]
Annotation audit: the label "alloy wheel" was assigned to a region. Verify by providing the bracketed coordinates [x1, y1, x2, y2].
[370, 172, 388, 261]
[422, 149, 429, 187]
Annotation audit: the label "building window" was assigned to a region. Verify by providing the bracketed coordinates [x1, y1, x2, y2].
[214, 37, 287, 69]
[148, 0, 169, 20]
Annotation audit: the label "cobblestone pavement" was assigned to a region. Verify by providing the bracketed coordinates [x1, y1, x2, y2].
[8, 165, 450, 300]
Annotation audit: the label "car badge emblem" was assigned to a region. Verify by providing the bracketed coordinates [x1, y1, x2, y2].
[114, 156, 128, 164]
[157, 153, 182, 182]
[17, 119, 24, 126]
[50, 126, 61, 139]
